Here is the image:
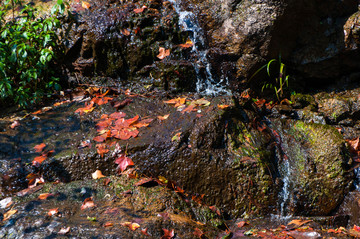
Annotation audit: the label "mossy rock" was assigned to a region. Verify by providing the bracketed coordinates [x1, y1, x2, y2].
[271, 119, 353, 216]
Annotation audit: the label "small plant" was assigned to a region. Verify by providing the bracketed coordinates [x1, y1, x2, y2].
[250, 56, 290, 101]
[0, 0, 68, 107]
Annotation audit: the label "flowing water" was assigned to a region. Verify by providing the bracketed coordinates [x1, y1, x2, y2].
[169, 0, 231, 96]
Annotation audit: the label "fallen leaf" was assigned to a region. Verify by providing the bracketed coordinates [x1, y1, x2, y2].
[158, 114, 170, 121]
[79, 140, 91, 148]
[10, 120, 20, 129]
[75, 102, 95, 115]
[193, 98, 210, 106]
[81, 1, 91, 9]
[112, 99, 132, 109]
[171, 132, 181, 141]
[3, 209, 17, 221]
[135, 177, 158, 187]
[115, 155, 134, 173]
[133, 5, 147, 13]
[47, 208, 59, 216]
[347, 137, 360, 153]
[181, 104, 197, 114]
[354, 225, 360, 232]
[96, 143, 109, 158]
[92, 170, 106, 179]
[217, 104, 230, 109]
[38, 193, 54, 200]
[109, 111, 127, 119]
[32, 154, 47, 166]
[93, 135, 106, 142]
[179, 39, 193, 48]
[287, 219, 312, 227]
[0, 197, 12, 209]
[209, 205, 221, 216]
[87, 216, 97, 221]
[121, 29, 130, 36]
[192, 194, 204, 205]
[141, 228, 151, 236]
[104, 222, 114, 227]
[157, 212, 170, 220]
[237, 221, 249, 227]
[121, 222, 140, 231]
[34, 143, 46, 153]
[193, 228, 205, 238]
[157, 47, 170, 60]
[161, 228, 175, 239]
[58, 227, 70, 234]
[164, 97, 186, 107]
[81, 197, 95, 210]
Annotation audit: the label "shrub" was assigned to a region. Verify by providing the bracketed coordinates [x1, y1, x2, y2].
[0, 0, 68, 107]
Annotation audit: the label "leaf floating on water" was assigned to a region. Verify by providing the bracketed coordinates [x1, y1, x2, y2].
[92, 170, 105, 179]
[81, 197, 95, 210]
[157, 47, 170, 60]
[179, 39, 193, 48]
[141, 228, 151, 236]
[3, 209, 17, 221]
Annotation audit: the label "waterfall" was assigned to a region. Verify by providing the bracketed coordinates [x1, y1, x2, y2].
[169, 0, 230, 95]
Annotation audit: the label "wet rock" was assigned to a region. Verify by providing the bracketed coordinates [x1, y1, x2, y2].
[0, 177, 219, 238]
[270, 119, 353, 216]
[191, 0, 359, 87]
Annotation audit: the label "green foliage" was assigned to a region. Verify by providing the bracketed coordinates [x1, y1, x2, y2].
[251, 56, 290, 101]
[0, 0, 68, 107]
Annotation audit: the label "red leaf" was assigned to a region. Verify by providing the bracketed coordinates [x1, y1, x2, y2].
[209, 205, 221, 216]
[32, 155, 47, 166]
[109, 112, 126, 119]
[237, 221, 249, 227]
[135, 177, 158, 187]
[115, 155, 134, 173]
[161, 228, 175, 239]
[104, 222, 114, 227]
[193, 228, 204, 238]
[47, 208, 59, 216]
[81, 197, 95, 210]
[141, 228, 151, 236]
[93, 135, 106, 142]
[354, 225, 360, 232]
[126, 115, 140, 125]
[34, 143, 46, 153]
[112, 99, 132, 109]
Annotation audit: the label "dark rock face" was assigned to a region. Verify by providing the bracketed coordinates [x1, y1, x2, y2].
[65, 0, 196, 91]
[191, 0, 359, 86]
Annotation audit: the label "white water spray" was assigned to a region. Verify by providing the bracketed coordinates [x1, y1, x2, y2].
[169, 0, 230, 95]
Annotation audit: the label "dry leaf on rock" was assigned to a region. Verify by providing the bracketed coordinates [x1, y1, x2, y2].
[157, 47, 170, 60]
[92, 170, 105, 179]
[81, 197, 95, 210]
[3, 209, 17, 221]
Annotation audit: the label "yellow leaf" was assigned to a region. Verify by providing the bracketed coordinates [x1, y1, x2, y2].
[157, 114, 170, 121]
[82, 1, 91, 9]
[3, 209, 17, 221]
[217, 104, 230, 109]
[171, 132, 181, 141]
[92, 170, 105, 179]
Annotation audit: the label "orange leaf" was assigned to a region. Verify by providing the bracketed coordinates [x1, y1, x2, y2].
[171, 132, 181, 141]
[131, 118, 153, 128]
[115, 155, 134, 173]
[354, 225, 360, 232]
[96, 143, 109, 158]
[121, 29, 130, 36]
[92, 170, 105, 179]
[34, 143, 46, 153]
[237, 221, 249, 227]
[38, 193, 54, 200]
[82, 1, 91, 9]
[3, 209, 17, 221]
[217, 104, 229, 109]
[157, 47, 170, 60]
[181, 104, 197, 114]
[104, 222, 114, 227]
[287, 219, 312, 227]
[81, 197, 95, 210]
[126, 115, 140, 125]
[93, 135, 106, 142]
[75, 102, 95, 115]
[179, 39, 193, 48]
[193, 228, 204, 238]
[164, 97, 186, 107]
[133, 5, 147, 13]
[10, 120, 20, 129]
[47, 208, 59, 216]
[121, 222, 140, 231]
[157, 114, 170, 121]
[32, 155, 47, 166]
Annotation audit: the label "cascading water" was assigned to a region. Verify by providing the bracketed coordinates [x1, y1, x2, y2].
[169, 0, 230, 95]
